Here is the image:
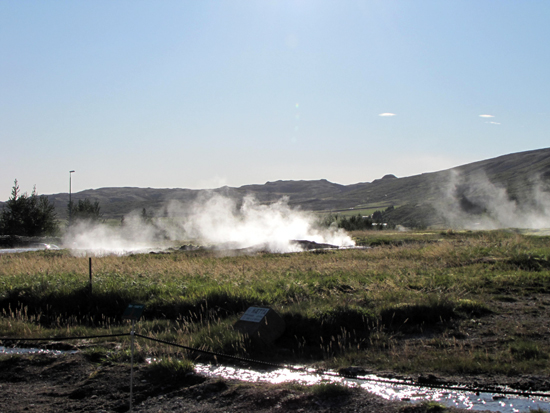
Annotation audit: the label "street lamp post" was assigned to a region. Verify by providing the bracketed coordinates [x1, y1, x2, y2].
[69, 170, 75, 225]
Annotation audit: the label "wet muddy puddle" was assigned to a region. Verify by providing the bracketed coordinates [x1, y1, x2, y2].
[193, 363, 550, 412]
[2, 349, 549, 412]
[0, 345, 78, 356]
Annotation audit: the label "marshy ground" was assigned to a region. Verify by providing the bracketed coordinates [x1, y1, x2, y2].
[0, 229, 549, 411]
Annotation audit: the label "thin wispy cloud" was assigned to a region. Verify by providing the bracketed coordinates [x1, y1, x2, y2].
[379, 113, 396, 117]
[479, 114, 494, 118]
[486, 121, 501, 125]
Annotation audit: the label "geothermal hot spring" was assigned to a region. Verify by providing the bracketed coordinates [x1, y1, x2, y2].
[3, 195, 550, 411]
[63, 195, 355, 256]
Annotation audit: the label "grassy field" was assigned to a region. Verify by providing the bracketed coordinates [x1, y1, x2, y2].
[1, 229, 549, 379]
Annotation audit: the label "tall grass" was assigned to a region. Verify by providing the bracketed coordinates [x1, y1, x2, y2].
[1, 230, 549, 375]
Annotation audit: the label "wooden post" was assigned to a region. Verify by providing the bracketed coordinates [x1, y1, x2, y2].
[130, 319, 136, 412]
[89, 257, 92, 293]
[122, 304, 145, 412]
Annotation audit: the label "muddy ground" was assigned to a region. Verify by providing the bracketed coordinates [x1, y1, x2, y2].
[1, 293, 550, 412]
[0, 352, 495, 413]
[1, 241, 550, 412]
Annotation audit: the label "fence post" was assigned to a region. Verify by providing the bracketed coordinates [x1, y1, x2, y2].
[122, 304, 144, 412]
[130, 319, 135, 412]
[89, 257, 92, 293]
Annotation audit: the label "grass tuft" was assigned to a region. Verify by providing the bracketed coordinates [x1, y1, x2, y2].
[510, 340, 548, 361]
[146, 357, 194, 380]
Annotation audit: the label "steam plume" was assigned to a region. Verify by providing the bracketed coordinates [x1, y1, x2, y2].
[181, 194, 354, 252]
[437, 170, 550, 230]
[64, 194, 355, 256]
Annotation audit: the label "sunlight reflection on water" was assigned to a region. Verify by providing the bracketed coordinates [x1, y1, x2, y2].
[0, 346, 77, 356]
[0, 245, 60, 254]
[191, 364, 550, 413]
[0, 246, 166, 256]
[1, 348, 548, 412]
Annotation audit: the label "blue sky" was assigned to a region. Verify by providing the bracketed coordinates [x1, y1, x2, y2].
[1, 1, 549, 201]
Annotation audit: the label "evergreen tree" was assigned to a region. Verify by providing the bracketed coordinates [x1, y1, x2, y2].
[0, 180, 58, 236]
[141, 208, 151, 223]
[68, 198, 102, 223]
[338, 214, 373, 231]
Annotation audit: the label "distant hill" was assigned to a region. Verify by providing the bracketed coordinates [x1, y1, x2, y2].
[3, 148, 550, 228]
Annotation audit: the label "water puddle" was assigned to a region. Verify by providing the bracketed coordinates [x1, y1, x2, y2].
[0, 245, 169, 256]
[192, 364, 550, 413]
[0, 244, 61, 254]
[0, 346, 77, 356]
[69, 247, 166, 257]
[3, 350, 549, 411]
[0, 244, 365, 256]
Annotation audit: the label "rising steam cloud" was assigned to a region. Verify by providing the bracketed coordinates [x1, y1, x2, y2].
[180, 194, 354, 252]
[64, 194, 355, 256]
[437, 170, 550, 230]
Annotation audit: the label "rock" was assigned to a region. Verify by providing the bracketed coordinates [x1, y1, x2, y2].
[291, 240, 338, 250]
[417, 374, 440, 384]
[338, 366, 369, 377]
[179, 244, 200, 251]
[234, 307, 285, 344]
[43, 342, 77, 351]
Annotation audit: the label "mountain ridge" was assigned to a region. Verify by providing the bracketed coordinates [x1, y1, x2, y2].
[2, 148, 550, 227]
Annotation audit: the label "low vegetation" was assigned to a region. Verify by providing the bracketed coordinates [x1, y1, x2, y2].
[1, 229, 549, 379]
[146, 356, 195, 380]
